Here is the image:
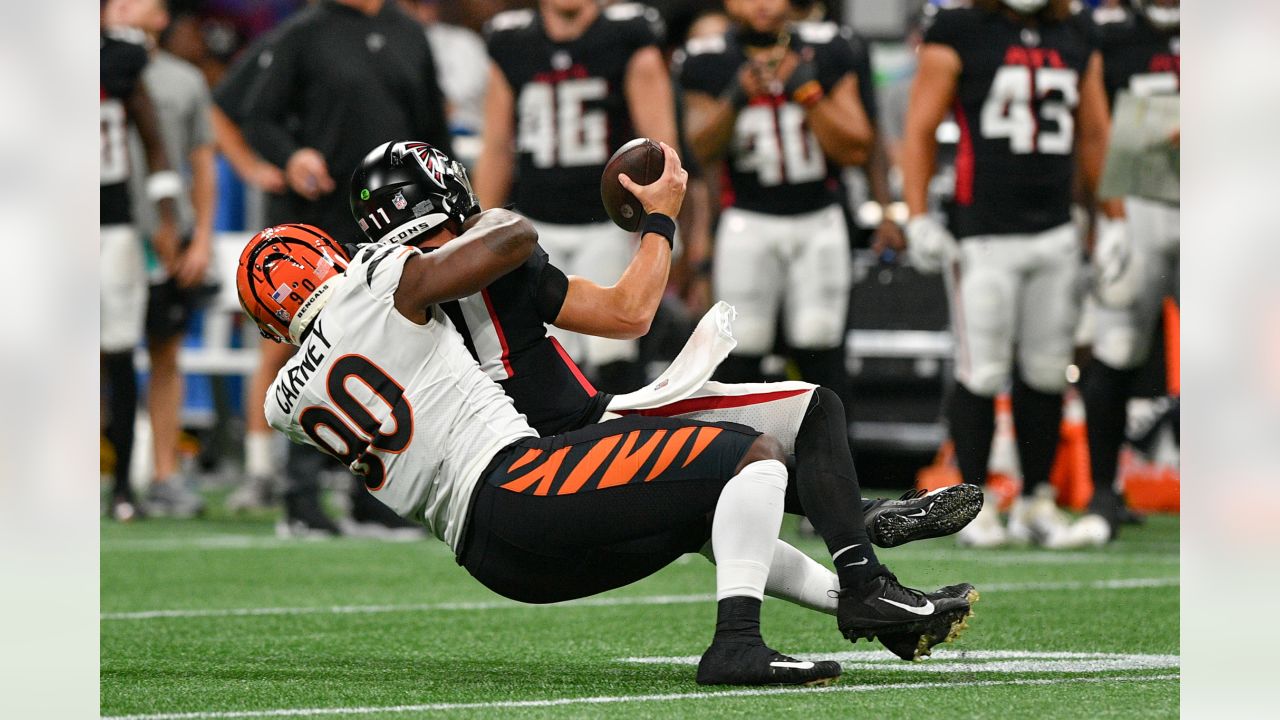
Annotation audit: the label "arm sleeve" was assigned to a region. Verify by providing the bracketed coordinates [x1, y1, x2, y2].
[239, 30, 304, 169]
[529, 246, 569, 323]
[212, 32, 278, 122]
[921, 8, 971, 53]
[676, 47, 727, 97]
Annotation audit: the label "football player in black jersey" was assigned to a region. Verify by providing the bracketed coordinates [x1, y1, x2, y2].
[101, 25, 182, 522]
[679, 0, 873, 400]
[351, 139, 982, 662]
[474, 1, 677, 393]
[901, 0, 1125, 548]
[1064, 0, 1180, 546]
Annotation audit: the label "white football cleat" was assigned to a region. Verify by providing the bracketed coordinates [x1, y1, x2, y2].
[955, 491, 1008, 548]
[1042, 513, 1112, 550]
[1007, 485, 1072, 547]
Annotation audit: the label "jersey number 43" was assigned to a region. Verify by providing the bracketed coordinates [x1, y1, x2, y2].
[980, 66, 1079, 155]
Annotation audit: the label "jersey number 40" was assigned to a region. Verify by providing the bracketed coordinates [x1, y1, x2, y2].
[981, 66, 1079, 155]
[299, 355, 413, 492]
[518, 79, 609, 169]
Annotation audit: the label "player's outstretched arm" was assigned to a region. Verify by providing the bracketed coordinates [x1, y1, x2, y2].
[474, 62, 516, 211]
[901, 43, 960, 218]
[127, 81, 181, 273]
[553, 142, 687, 340]
[394, 209, 538, 317]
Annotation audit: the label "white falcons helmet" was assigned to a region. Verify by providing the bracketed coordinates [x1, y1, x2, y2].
[1131, 0, 1179, 31]
[1001, 0, 1050, 14]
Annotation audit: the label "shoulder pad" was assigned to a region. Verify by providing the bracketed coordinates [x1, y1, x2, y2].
[793, 21, 840, 45]
[1092, 6, 1131, 26]
[603, 2, 659, 23]
[685, 34, 727, 57]
[486, 9, 535, 35]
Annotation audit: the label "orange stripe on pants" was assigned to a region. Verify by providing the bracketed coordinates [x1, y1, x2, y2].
[645, 427, 695, 481]
[598, 430, 667, 489]
[500, 446, 571, 495]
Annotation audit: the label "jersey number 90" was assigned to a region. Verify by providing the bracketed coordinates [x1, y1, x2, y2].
[299, 355, 413, 492]
[518, 78, 609, 168]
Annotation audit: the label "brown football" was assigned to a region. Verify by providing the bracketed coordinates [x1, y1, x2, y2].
[600, 138, 664, 232]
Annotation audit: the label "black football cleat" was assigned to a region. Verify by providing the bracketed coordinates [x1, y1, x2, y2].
[877, 583, 979, 661]
[836, 571, 972, 644]
[277, 492, 342, 539]
[864, 484, 984, 548]
[696, 641, 841, 687]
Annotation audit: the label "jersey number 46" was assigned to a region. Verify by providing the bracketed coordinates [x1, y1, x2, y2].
[518, 79, 609, 169]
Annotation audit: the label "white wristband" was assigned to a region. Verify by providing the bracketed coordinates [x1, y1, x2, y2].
[146, 170, 183, 201]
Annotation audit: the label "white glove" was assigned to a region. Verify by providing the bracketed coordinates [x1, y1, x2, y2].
[905, 215, 958, 274]
[1092, 216, 1142, 307]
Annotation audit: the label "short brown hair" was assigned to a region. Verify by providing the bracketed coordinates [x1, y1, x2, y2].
[972, 0, 1073, 22]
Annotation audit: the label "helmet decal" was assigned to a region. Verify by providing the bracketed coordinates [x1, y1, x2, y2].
[400, 141, 448, 188]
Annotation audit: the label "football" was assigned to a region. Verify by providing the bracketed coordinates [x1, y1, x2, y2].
[600, 138, 665, 231]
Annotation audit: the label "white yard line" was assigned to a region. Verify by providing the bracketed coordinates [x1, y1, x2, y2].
[100, 673, 1179, 720]
[102, 577, 1177, 621]
[621, 649, 1181, 674]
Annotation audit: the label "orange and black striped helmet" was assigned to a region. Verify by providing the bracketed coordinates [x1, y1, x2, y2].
[235, 224, 349, 344]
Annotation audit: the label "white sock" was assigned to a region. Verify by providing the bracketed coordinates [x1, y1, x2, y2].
[701, 539, 840, 615]
[712, 459, 788, 601]
[244, 432, 275, 477]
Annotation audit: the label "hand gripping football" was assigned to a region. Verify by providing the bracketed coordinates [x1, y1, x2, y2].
[600, 138, 665, 232]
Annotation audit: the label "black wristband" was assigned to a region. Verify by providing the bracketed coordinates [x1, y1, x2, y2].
[641, 213, 676, 248]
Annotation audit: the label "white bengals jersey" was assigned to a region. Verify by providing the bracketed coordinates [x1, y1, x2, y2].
[265, 244, 536, 551]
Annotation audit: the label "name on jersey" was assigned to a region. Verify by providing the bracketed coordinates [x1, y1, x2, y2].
[275, 318, 332, 416]
[532, 64, 591, 85]
[1003, 47, 1066, 69]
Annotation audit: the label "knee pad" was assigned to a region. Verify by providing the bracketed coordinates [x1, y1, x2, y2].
[1018, 356, 1071, 394]
[786, 311, 845, 350]
[731, 318, 776, 356]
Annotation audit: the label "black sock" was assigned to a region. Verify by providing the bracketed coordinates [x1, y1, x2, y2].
[794, 387, 880, 589]
[102, 351, 138, 503]
[1083, 360, 1135, 520]
[713, 596, 763, 644]
[1011, 377, 1064, 495]
[714, 354, 765, 384]
[947, 384, 995, 486]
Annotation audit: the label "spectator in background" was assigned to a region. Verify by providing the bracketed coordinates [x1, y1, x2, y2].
[106, 0, 219, 518]
[474, 0, 677, 394]
[100, 20, 181, 522]
[231, 0, 451, 537]
[679, 0, 872, 402]
[398, 0, 489, 142]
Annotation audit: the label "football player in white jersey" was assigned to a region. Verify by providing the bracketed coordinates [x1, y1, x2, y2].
[239, 146, 973, 686]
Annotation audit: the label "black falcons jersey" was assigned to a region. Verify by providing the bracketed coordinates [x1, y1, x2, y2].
[486, 4, 664, 225]
[439, 244, 611, 436]
[1092, 7, 1179, 106]
[101, 32, 149, 226]
[678, 22, 856, 216]
[925, 8, 1094, 238]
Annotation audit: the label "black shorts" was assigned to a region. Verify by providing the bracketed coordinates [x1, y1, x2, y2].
[144, 237, 218, 341]
[459, 415, 760, 604]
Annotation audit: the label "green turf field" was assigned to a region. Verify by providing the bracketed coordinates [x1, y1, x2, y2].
[100, 497, 1180, 719]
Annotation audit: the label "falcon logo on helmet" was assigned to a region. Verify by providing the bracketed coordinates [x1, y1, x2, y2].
[349, 140, 480, 245]
[236, 224, 349, 344]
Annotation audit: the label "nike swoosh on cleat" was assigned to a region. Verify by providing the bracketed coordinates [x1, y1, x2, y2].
[904, 502, 935, 518]
[878, 597, 936, 615]
[770, 660, 815, 669]
[842, 558, 869, 567]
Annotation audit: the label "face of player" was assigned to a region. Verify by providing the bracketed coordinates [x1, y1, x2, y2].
[110, 0, 170, 35]
[726, 0, 790, 37]
[541, 0, 597, 19]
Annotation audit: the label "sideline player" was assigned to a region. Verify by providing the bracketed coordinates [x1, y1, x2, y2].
[474, 0, 677, 392]
[679, 0, 873, 399]
[349, 139, 980, 659]
[101, 23, 182, 521]
[1066, 0, 1180, 545]
[900, 0, 1124, 547]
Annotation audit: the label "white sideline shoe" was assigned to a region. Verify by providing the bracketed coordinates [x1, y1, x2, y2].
[1043, 513, 1112, 550]
[956, 491, 1008, 548]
